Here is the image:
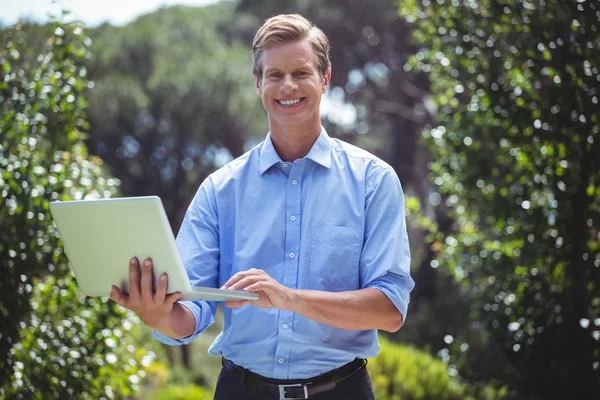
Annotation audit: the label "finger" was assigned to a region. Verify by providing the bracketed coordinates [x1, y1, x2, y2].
[141, 258, 154, 303]
[128, 257, 141, 300]
[110, 285, 129, 308]
[153, 273, 168, 304]
[229, 276, 264, 291]
[166, 291, 182, 304]
[225, 300, 250, 308]
[222, 269, 262, 289]
[243, 281, 266, 293]
[221, 270, 252, 289]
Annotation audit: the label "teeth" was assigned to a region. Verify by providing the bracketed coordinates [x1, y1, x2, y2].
[280, 99, 301, 106]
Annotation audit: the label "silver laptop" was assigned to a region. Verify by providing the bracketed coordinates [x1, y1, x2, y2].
[49, 196, 258, 302]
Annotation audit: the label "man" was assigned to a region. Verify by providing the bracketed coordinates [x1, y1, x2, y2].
[110, 14, 414, 399]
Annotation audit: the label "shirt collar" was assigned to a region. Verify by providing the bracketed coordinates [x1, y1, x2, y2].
[258, 133, 282, 175]
[259, 128, 332, 175]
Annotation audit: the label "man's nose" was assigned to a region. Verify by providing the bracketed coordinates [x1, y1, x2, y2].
[280, 74, 298, 93]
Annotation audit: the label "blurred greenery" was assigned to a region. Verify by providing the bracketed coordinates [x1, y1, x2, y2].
[369, 337, 506, 400]
[0, 19, 148, 398]
[151, 384, 212, 400]
[2, 0, 599, 399]
[84, 3, 268, 233]
[400, 0, 600, 398]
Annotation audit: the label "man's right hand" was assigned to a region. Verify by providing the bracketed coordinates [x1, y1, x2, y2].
[109, 257, 182, 330]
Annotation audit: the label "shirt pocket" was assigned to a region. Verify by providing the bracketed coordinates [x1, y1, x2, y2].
[309, 225, 362, 291]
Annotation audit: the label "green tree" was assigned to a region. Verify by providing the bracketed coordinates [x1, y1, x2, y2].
[400, 0, 600, 398]
[84, 4, 267, 233]
[0, 20, 147, 398]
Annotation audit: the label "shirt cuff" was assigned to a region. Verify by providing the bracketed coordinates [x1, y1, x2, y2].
[151, 300, 213, 346]
[366, 273, 414, 322]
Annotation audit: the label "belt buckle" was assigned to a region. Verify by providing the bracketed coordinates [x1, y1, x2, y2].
[279, 383, 308, 399]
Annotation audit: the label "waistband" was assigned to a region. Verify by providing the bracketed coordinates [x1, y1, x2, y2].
[222, 357, 367, 399]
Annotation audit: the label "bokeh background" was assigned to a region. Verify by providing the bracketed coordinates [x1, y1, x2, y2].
[1, 0, 599, 399]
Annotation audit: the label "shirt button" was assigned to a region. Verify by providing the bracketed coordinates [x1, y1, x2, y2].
[292, 179, 298, 185]
[282, 323, 288, 329]
[290, 215, 296, 221]
[278, 357, 284, 364]
[283, 163, 289, 168]
[289, 252, 295, 259]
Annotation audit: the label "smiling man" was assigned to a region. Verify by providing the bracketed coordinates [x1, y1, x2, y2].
[110, 14, 414, 399]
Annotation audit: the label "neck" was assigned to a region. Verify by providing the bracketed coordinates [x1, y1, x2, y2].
[269, 117, 322, 162]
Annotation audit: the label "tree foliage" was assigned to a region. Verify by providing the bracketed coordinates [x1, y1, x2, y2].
[5, 1, 597, 397]
[84, 4, 267, 232]
[0, 20, 147, 398]
[400, 0, 600, 398]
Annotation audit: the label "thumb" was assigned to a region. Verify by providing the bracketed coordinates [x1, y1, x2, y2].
[165, 292, 183, 305]
[110, 285, 129, 307]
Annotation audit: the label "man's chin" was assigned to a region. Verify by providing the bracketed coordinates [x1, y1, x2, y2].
[269, 114, 308, 128]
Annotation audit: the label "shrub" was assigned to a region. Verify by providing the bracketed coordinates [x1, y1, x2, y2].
[369, 338, 506, 400]
[152, 384, 212, 400]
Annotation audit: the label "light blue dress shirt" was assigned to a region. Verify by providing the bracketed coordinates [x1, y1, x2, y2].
[153, 128, 415, 379]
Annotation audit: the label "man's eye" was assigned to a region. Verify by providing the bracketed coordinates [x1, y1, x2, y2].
[271, 72, 282, 78]
[294, 71, 306, 76]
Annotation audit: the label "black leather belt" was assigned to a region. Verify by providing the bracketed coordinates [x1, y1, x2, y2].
[222, 357, 367, 399]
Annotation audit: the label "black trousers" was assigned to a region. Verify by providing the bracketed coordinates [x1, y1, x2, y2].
[213, 363, 376, 400]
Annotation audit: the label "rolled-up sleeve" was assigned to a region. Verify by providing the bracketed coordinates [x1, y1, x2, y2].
[359, 165, 415, 321]
[152, 177, 220, 345]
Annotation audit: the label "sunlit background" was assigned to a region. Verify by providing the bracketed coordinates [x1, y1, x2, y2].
[1, 0, 599, 399]
[1, 0, 219, 26]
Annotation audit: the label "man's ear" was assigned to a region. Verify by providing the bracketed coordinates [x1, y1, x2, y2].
[322, 68, 332, 93]
[254, 75, 262, 96]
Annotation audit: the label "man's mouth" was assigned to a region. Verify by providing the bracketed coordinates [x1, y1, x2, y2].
[276, 98, 305, 108]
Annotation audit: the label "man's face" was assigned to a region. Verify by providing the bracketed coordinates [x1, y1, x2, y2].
[254, 38, 330, 131]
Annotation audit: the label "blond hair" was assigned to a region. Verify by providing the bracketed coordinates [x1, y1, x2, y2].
[252, 14, 331, 81]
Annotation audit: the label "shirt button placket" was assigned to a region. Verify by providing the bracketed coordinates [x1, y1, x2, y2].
[274, 163, 304, 379]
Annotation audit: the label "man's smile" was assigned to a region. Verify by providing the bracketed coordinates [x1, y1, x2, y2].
[276, 97, 305, 108]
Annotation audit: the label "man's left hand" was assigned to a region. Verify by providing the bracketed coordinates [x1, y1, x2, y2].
[221, 268, 294, 309]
